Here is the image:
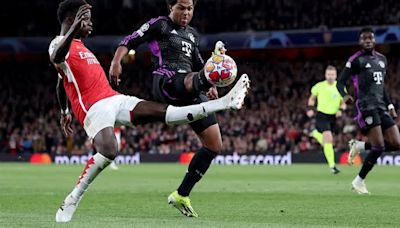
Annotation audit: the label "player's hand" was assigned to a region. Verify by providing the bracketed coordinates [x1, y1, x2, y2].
[306, 109, 314, 118]
[336, 110, 343, 118]
[60, 114, 73, 137]
[212, 41, 227, 56]
[109, 61, 122, 86]
[206, 86, 219, 100]
[343, 95, 354, 104]
[71, 4, 92, 35]
[389, 108, 398, 119]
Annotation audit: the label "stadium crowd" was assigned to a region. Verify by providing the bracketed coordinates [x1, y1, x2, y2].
[2, 57, 400, 156]
[2, 0, 399, 37]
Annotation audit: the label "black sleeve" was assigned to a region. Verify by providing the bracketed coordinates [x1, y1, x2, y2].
[192, 33, 204, 71]
[118, 18, 164, 50]
[337, 58, 359, 97]
[383, 57, 392, 105]
[384, 89, 392, 106]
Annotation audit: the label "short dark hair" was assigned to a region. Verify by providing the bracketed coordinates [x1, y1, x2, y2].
[57, 0, 87, 24]
[166, 0, 198, 8]
[326, 65, 336, 71]
[359, 27, 374, 37]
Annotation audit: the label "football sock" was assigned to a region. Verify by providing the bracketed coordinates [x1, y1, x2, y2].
[356, 141, 367, 151]
[71, 153, 111, 199]
[362, 141, 397, 152]
[358, 146, 384, 179]
[165, 98, 226, 125]
[323, 143, 335, 168]
[192, 69, 213, 93]
[177, 147, 217, 197]
[311, 130, 323, 145]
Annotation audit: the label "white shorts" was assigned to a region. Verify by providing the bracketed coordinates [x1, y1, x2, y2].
[83, 94, 143, 139]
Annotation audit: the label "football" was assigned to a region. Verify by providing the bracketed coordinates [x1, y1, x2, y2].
[204, 54, 237, 87]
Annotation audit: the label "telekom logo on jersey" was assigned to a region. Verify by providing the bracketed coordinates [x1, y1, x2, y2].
[373, 71, 383, 84]
[78, 51, 100, 65]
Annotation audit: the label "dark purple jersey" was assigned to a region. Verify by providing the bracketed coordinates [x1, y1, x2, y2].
[337, 50, 391, 112]
[119, 16, 204, 74]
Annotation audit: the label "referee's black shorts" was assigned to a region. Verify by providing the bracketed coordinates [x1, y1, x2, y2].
[315, 112, 337, 133]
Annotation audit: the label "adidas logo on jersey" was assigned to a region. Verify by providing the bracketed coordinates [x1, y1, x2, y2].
[170, 29, 178, 34]
[365, 63, 371, 68]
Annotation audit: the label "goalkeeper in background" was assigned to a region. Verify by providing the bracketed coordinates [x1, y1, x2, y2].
[307, 65, 346, 174]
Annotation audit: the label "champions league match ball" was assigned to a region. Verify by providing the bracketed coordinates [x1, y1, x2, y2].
[204, 54, 237, 87]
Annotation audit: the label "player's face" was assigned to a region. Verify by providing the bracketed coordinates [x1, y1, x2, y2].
[78, 10, 93, 38]
[325, 69, 337, 83]
[169, 0, 194, 27]
[359, 32, 375, 51]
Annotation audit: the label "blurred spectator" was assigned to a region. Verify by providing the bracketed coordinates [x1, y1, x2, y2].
[2, 55, 400, 155]
[1, 0, 399, 37]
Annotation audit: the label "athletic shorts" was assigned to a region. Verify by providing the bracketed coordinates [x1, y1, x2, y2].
[152, 72, 217, 134]
[355, 109, 395, 134]
[83, 94, 143, 139]
[315, 112, 337, 133]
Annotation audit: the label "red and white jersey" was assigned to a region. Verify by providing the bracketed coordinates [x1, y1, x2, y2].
[48, 36, 118, 124]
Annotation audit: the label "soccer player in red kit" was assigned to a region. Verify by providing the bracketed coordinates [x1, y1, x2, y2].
[50, 0, 249, 222]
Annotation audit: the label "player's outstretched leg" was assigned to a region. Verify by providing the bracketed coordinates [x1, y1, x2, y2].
[56, 127, 117, 222]
[165, 74, 250, 125]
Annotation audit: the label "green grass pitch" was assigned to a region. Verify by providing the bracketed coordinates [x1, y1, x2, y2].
[0, 163, 399, 227]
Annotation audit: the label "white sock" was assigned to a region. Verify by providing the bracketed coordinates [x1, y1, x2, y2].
[355, 141, 366, 151]
[165, 98, 226, 125]
[355, 175, 364, 182]
[70, 153, 111, 199]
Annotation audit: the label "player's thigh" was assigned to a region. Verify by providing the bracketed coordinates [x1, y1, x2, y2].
[114, 95, 165, 125]
[382, 114, 400, 148]
[84, 96, 120, 140]
[367, 125, 385, 147]
[162, 73, 198, 102]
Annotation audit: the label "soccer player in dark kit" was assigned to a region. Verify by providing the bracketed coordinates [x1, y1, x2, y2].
[337, 27, 400, 194]
[109, 0, 249, 217]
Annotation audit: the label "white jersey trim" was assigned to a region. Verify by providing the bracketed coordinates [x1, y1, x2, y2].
[60, 61, 88, 113]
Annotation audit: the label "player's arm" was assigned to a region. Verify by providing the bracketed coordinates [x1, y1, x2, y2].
[110, 19, 163, 85]
[192, 41, 205, 72]
[385, 90, 397, 118]
[56, 77, 73, 137]
[336, 99, 347, 118]
[381, 56, 397, 118]
[50, 4, 91, 64]
[337, 59, 358, 104]
[306, 84, 318, 117]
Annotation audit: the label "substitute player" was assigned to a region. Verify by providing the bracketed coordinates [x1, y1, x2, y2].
[51, 0, 249, 222]
[307, 65, 345, 174]
[110, 0, 238, 217]
[337, 27, 400, 194]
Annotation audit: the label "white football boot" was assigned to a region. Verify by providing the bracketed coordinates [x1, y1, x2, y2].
[223, 74, 250, 110]
[55, 193, 82, 222]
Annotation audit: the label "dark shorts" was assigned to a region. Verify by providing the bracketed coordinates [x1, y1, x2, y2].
[355, 109, 395, 134]
[315, 112, 337, 133]
[152, 72, 217, 134]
